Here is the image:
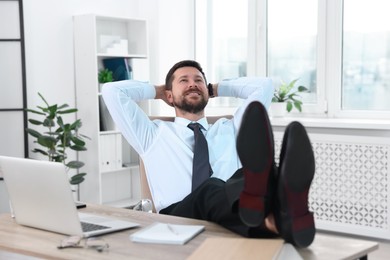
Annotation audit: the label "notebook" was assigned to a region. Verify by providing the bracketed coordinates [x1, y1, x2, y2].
[130, 222, 205, 245]
[0, 156, 139, 237]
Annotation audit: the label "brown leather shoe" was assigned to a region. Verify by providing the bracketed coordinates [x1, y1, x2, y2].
[274, 121, 316, 248]
[236, 101, 275, 227]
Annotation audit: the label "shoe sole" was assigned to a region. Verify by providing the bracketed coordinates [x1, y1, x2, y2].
[278, 121, 315, 248]
[236, 102, 274, 227]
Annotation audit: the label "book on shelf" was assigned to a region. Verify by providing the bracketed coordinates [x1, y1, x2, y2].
[99, 96, 116, 131]
[130, 222, 205, 245]
[103, 58, 132, 81]
[99, 132, 122, 171]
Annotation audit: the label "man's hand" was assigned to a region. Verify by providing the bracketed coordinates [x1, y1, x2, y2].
[209, 83, 218, 98]
[155, 85, 173, 107]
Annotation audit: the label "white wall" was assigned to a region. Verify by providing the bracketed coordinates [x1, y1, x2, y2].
[23, 0, 195, 155]
[138, 0, 195, 116]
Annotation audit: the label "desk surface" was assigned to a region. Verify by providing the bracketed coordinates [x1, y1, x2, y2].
[0, 204, 379, 260]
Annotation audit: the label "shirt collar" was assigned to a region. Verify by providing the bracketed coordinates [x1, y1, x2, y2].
[175, 117, 209, 131]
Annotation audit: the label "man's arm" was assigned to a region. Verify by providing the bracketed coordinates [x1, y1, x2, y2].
[101, 80, 158, 155]
[215, 77, 274, 129]
[154, 84, 172, 106]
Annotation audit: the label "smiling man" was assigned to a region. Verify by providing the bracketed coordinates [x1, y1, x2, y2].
[102, 60, 316, 248]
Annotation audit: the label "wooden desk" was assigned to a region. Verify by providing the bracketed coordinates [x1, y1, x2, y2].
[0, 204, 379, 259]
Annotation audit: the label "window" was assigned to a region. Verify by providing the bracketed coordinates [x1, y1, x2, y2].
[268, 0, 318, 104]
[342, 0, 390, 111]
[196, 0, 390, 119]
[195, 0, 248, 110]
[196, 0, 248, 82]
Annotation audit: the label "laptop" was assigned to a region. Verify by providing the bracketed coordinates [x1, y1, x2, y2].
[0, 156, 139, 237]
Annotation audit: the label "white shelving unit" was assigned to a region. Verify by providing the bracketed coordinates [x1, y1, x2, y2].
[73, 14, 148, 206]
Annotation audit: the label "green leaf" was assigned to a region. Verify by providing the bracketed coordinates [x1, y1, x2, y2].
[57, 108, 78, 114]
[287, 78, 299, 90]
[70, 119, 82, 130]
[47, 104, 58, 118]
[57, 116, 64, 128]
[57, 104, 69, 110]
[286, 101, 293, 112]
[37, 106, 49, 113]
[43, 118, 55, 127]
[28, 119, 43, 125]
[38, 92, 50, 107]
[70, 145, 87, 151]
[294, 101, 303, 112]
[25, 108, 46, 115]
[37, 135, 57, 149]
[31, 148, 48, 156]
[62, 123, 71, 132]
[70, 173, 86, 185]
[26, 128, 42, 138]
[298, 86, 308, 92]
[66, 160, 85, 169]
[71, 136, 86, 146]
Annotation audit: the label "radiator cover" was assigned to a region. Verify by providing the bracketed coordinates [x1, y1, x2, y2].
[274, 133, 390, 239]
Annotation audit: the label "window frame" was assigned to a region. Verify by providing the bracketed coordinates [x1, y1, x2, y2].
[195, 0, 390, 120]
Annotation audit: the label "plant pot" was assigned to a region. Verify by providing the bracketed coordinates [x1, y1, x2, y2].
[270, 102, 287, 117]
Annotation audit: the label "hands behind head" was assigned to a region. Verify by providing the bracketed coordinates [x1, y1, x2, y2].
[155, 85, 174, 107]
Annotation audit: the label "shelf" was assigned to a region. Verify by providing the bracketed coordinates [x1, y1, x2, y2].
[100, 130, 121, 135]
[122, 162, 139, 170]
[97, 53, 147, 59]
[103, 198, 140, 208]
[74, 13, 147, 204]
[101, 164, 139, 175]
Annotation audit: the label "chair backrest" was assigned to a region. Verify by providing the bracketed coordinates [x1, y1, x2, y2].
[139, 115, 232, 212]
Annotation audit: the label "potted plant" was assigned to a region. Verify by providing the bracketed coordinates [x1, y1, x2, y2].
[26, 93, 89, 186]
[98, 68, 113, 91]
[271, 78, 309, 116]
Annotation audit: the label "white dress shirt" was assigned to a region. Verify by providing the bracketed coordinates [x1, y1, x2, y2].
[102, 77, 274, 212]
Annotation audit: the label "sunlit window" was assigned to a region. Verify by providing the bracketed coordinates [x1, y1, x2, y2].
[342, 0, 390, 111]
[196, 0, 390, 117]
[206, 0, 248, 82]
[268, 0, 318, 103]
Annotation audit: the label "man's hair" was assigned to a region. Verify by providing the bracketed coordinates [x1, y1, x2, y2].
[165, 60, 207, 90]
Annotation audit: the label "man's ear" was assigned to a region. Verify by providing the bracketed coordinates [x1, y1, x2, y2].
[165, 90, 174, 106]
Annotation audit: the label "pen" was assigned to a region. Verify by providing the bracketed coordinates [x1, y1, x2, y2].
[167, 224, 179, 235]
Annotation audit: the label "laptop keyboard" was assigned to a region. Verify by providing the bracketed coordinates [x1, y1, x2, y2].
[81, 221, 110, 232]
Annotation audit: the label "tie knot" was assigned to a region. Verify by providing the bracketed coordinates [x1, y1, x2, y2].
[188, 122, 202, 132]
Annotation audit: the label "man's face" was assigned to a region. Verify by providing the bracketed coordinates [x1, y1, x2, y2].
[167, 66, 208, 114]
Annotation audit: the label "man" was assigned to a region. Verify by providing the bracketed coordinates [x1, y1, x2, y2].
[102, 60, 315, 248]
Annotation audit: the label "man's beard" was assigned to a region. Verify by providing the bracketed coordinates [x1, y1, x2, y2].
[173, 94, 208, 114]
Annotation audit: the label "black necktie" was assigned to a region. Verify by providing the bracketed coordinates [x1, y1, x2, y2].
[188, 122, 213, 191]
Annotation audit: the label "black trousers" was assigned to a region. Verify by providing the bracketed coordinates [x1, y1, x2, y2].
[159, 169, 276, 238]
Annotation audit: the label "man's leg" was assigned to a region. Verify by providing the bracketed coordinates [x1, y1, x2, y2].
[236, 101, 276, 227]
[159, 177, 233, 221]
[159, 170, 276, 238]
[236, 101, 315, 248]
[274, 121, 316, 248]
